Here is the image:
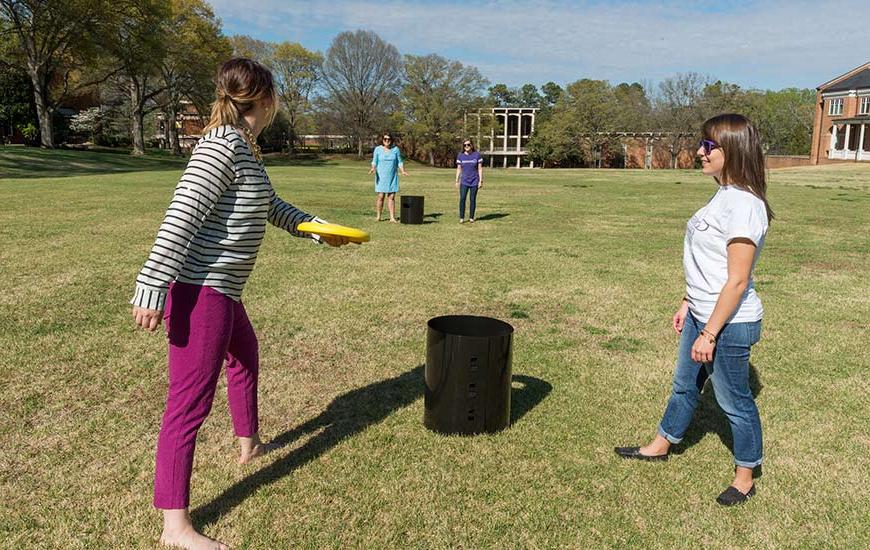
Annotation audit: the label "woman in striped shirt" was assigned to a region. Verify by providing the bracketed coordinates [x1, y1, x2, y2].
[131, 58, 348, 550]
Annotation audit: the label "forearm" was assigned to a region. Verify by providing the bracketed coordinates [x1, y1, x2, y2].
[704, 279, 749, 335]
[268, 192, 316, 237]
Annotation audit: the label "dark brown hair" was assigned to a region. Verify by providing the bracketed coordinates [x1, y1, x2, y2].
[203, 58, 277, 133]
[461, 138, 476, 153]
[381, 131, 394, 148]
[702, 113, 774, 222]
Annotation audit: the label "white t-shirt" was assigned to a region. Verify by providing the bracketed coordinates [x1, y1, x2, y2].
[684, 185, 768, 323]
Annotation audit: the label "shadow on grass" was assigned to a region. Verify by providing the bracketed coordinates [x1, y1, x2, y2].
[0, 146, 188, 179]
[670, 363, 764, 476]
[263, 155, 337, 167]
[475, 212, 509, 221]
[192, 367, 550, 528]
[511, 374, 552, 425]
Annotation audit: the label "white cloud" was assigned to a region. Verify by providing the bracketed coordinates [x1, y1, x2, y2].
[208, 0, 868, 89]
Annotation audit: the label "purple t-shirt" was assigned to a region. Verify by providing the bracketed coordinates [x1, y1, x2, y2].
[457, 151, 483, 187]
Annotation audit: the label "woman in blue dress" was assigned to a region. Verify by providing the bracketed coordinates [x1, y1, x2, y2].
[368, 132, 408, 222]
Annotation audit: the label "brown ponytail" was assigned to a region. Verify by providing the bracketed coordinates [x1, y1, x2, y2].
[202, 58, 278, 134]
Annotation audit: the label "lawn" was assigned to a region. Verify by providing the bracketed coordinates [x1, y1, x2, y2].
[0, 147, 868, 548]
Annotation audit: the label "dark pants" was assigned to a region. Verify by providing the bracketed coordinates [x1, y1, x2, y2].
[459, 184, 479, 219]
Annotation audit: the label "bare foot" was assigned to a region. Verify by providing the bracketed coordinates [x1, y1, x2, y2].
[238, 441, 279, 464]
[375, 215, 381, 221]
[160, 524, 228, 550]
[389, 218, 399, 223]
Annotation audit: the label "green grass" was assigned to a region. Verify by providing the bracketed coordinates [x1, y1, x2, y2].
[1, 148, 868, 548]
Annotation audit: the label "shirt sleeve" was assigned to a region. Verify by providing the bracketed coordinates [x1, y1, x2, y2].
[724, 197, 767, 246]
[477, 153, 483, 164]
[371, 146, 379, 166]
[130, 136, 236, 310]
[396, 147, 404, 166]
[267, 188, 317, 238]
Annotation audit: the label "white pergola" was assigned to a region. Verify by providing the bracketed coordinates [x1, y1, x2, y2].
[465, 107, 539, 168]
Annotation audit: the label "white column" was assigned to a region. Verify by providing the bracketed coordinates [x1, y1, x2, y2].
[503, 155, 507, 168]
[530, 111, 536, 135]
[490, 114, 494, 152]
[502, 114, 508, 152]
[844, 124, 852, 155]
[859, 124, 866, 161]
[516, 114, 522, 152]
[829, 125, 838, 159]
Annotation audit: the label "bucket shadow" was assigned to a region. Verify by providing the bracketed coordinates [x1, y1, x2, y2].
[511, 374, 552, 425]
[669, 363, 764, 475]
[475, 212, 509, 221]
[191, 365, 424, 529]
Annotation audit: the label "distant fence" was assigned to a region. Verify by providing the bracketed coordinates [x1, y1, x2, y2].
[766, 155, 812, 169]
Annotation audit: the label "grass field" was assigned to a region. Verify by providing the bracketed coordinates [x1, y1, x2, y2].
[1, 147, 868, 548]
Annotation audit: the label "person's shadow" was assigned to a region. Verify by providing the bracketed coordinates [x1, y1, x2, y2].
[192, 366, 551, 528]
[669, 363, 764, 475]
[474, 213, 509, 221]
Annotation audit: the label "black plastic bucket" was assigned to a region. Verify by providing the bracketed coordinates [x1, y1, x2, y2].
[424, 315, 514, 435]
[401, 195, 424, 224]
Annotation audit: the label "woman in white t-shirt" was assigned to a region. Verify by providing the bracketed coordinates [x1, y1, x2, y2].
[615, 114, 774, 506]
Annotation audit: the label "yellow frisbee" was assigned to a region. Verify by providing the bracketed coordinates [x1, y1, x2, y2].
[296, 221, 370, 243]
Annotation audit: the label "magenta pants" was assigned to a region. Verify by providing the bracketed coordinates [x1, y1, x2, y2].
[154, 282, 259, 509]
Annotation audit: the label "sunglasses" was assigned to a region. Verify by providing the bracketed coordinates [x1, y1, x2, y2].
[699, 139, 719, 156]
[463, 143, 472, 147]
[383, 137, 392, 141]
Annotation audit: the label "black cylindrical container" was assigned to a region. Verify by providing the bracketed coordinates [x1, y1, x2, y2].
[401, 195, 424, 224]
[424, 315, 514, 435]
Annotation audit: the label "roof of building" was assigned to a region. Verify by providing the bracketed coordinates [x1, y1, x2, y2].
[819, 62, 870, 92]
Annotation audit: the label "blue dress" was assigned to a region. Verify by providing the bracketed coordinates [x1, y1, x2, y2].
[372, 145, 403, 193]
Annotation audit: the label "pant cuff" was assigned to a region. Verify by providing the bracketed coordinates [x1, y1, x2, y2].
[734, 456, 763, 468]
[657, 425, 683, 444]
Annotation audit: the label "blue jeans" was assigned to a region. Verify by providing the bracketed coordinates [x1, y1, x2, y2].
[459, 184, 478, 219]
[658, 313, 763, 468]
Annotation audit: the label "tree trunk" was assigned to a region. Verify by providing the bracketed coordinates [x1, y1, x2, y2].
[357, 137, 363, 158]
[131, 81, 146, 156]
[28, 68, 54, 148]
[428, 150, 435, 167]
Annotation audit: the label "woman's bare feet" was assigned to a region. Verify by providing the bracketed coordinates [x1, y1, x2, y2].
[160, 509, 228, 550]
[238, 433, 279, 464]
[389, 218, 399, 223]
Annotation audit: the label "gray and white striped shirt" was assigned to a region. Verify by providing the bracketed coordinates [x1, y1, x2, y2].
[131, 125, 316, 310]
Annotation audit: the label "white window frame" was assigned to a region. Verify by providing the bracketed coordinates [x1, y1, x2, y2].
[860, 96, 870, 115]
[829, 98, 844, 116]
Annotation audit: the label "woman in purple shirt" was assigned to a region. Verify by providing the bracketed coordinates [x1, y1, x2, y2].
[455, 138, 484, 223]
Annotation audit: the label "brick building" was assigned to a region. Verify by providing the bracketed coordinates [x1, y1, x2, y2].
[811, 61, 870, 164]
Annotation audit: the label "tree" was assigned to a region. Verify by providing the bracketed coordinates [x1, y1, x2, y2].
[401, 53, 488, 166]
[487, 83, 516, 107]
[0, 61, 36, 143]
[540, 82, 563, 109]
[612, 82, 652, 131]
[654, 72, 709, 168]
[159, 0, 230, 154]
[229, 34, 273, 65]
[101, 0, 171, 155]
[272, 41, 322, 153]
[1, 0, 113, 147]
[517, 83, 542, 108]
[320, 30, 402, 157]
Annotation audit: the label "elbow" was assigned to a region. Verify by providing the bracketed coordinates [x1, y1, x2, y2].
[726, 278, 750, 294]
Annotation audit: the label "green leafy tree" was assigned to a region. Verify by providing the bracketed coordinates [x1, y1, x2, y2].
[0, 62, 36, 143]
[401, 53, 488, 166]
[160, 0, 230, 155]
[272, 41, 322, 153]
[487, 83, 516, 107]
[1, 0, 113, 147]
[102, 0, 171, 155]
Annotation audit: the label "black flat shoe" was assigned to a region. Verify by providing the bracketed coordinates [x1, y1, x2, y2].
[614, 446, 669, 461]
[716, 484, 756, 506]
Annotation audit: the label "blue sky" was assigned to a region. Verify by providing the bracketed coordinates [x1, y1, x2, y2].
[208, 0, 867, 91]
